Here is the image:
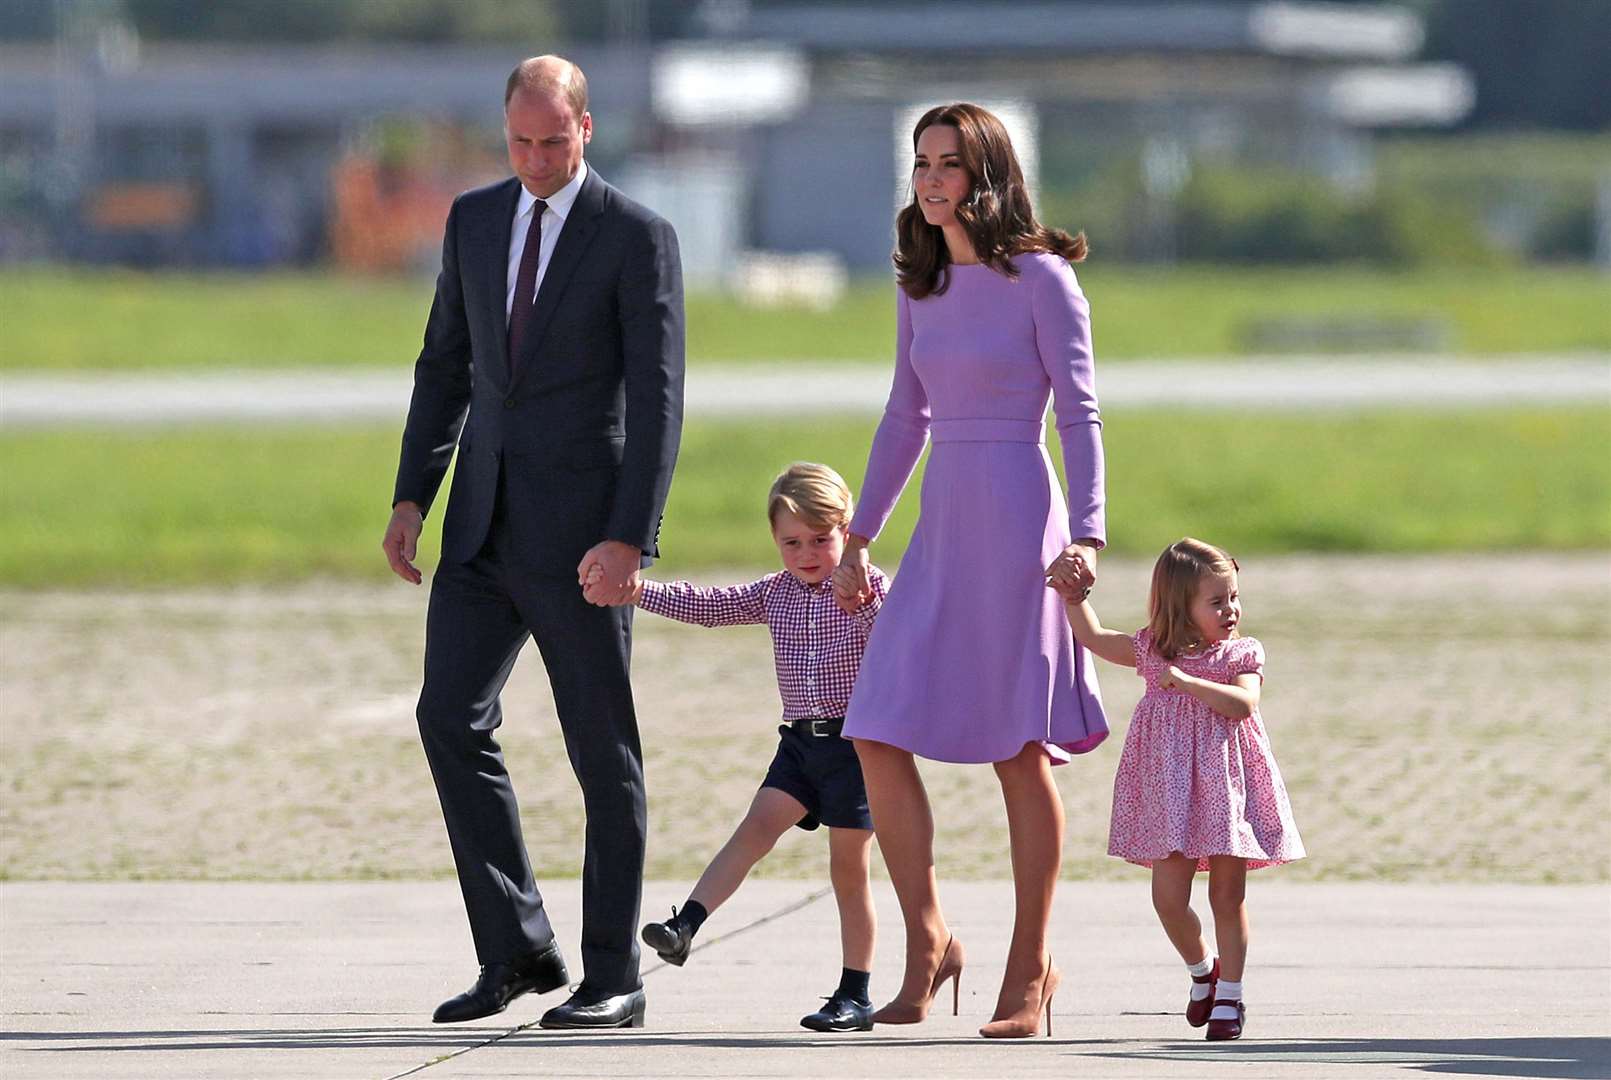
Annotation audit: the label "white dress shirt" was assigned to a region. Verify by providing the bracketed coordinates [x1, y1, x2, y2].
[505, 159, 588, 322]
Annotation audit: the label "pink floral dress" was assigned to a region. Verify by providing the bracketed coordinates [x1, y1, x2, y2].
[1108, 629, 1305, 871]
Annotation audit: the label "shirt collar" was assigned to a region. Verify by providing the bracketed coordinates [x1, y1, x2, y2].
[517, 159, 588, 223]
[782, 572, 832, 594]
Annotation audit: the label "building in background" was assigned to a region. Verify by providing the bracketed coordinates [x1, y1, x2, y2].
[0, 2, 1484, 278]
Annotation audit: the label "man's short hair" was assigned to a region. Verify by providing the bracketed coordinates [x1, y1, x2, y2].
[504, 56, 589, 122]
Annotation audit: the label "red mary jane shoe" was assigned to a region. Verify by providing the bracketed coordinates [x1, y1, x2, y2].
[1185, 958, 1220, 1028]
[1205, 999, 1245, 1041]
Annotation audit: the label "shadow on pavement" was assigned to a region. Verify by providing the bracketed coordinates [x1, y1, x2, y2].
[2, 1027, 481, 1052]
[9, 1029, 1609, 1077]
[4, 1027, 1090, 1052]
[1085, 1037, 1611, 1078]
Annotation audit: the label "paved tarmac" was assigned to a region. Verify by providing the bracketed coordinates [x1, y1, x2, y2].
[2, 880, 1606, 1079]
[2, 354, 1607, 426]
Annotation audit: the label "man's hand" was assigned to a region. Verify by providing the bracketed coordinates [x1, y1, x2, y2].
[578, 540, 642, 606]
[383, 502, 425, 585]
[831, 536, 872, 615]
[584, 561, 644, 605]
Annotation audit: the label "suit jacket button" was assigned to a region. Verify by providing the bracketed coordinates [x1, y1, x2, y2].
[504, 398, 516, 408]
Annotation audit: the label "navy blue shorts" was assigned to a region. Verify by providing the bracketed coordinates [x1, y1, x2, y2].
[760, 721, 873, 832]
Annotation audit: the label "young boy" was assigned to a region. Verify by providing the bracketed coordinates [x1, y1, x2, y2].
[587, 462, 889, 1031]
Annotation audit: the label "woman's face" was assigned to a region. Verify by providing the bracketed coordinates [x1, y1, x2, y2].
[912, 123, 971, 229]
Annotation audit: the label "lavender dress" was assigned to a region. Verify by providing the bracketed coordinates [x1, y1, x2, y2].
[843, 254, 1109, 764]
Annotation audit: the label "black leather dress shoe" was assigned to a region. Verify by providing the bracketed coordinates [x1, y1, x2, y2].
[539, 987, 647, 1029]
[641, 916, 693, 966]
[431, 944, 569, 1023]
[800, 990, 874, 1032]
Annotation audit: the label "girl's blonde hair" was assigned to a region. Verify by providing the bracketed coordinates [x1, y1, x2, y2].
[767, 462, 854, 532]
[1146, 538, 1240, 660]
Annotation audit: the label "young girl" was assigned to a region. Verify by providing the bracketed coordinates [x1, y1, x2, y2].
[586, 462, 888, 1033]
[1048, 538, 1304, 1041]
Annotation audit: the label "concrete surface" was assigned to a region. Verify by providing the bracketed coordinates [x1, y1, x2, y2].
[2, 880, 1606, 1079]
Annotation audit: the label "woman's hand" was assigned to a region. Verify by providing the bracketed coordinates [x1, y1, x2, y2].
[832, 536, 872, 615]
[1044, 542, 1098, 599]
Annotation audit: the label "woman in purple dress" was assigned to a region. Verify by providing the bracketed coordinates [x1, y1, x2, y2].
[831, 103, 1109, 1039]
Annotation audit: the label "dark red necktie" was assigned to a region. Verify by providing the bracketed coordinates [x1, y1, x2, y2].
[506, 199, 547, 379]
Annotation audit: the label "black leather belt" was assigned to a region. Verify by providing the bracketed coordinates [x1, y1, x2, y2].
[790, 717, 845, 738]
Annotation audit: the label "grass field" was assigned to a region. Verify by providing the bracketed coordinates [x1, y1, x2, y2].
[4, 265, 1608, 370]
[2, 409, 1606, 587]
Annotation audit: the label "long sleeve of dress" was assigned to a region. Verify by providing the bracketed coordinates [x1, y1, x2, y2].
[849, 290, 930, 542]
[637, 577, 769, 627]
[1032, 261, 1106, 545]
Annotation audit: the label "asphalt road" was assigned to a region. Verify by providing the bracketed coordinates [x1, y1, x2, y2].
[2, 354, 1607, 427]
[2, 879, 1607, 1080]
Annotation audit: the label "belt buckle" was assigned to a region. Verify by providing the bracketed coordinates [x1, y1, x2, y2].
[808, 719, 829, 737]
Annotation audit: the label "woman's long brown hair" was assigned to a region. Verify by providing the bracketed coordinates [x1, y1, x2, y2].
[894, 102, 1087, 300]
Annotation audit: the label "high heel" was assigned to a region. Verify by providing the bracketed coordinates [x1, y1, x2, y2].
[870, 934, 965, 1024]
[979, 954, 1060, 1039]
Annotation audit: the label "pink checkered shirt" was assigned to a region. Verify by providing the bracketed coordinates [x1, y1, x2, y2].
[637, 567, 890, 722]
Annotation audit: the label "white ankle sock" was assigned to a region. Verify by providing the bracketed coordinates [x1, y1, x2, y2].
[1187, 956, 1216, 1000]
[1210, 979, 1243, 1020]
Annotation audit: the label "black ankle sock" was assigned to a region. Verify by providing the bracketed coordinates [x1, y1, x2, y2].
[675, 900, 708, 935]
[837, 967, 871, 1004]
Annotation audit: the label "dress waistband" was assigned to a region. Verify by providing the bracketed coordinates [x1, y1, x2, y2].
[929, 418, 1046, 444]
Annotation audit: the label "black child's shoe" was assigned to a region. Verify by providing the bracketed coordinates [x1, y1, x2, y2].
[800, 989, 874, 1032]
[641, 909, 694, 966]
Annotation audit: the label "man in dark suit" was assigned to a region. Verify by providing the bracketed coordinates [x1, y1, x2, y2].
[381, 55, 683, 1030]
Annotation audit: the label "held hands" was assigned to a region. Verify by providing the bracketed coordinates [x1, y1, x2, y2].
[382, 502, 425, 585]
[582, 559, 645, 605]
[1044, 542, 1099, 603]
[830, 537, 873, 615]
[577, 540, 643, 606]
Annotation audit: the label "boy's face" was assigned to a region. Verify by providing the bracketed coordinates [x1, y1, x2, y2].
[771, 510, 848, 585]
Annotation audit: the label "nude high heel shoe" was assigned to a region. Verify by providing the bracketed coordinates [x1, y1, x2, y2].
[870, 934, 965, 1024]
[979, 954, 1060, 1038]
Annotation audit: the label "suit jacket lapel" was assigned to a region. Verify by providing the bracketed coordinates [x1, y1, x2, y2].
[509, 167, 605, 389]
[481, 179, 522, 392]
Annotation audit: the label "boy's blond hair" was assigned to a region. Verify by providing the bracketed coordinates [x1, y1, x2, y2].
[767, 462, 854, 532]
[1146, 537, 1240, 660]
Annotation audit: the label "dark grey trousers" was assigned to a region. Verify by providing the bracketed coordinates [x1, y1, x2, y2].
[416, 501, 644, 995]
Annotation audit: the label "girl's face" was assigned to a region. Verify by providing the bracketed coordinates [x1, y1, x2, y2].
[1188, 570, 1241, 645]
[772, 511, 847, 585]
[913, 123, 972, 229]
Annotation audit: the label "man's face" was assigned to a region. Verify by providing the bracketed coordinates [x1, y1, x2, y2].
[504, 88, 591, 198]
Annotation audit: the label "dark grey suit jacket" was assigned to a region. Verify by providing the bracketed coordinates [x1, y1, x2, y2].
[393, 168, 684, 573]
